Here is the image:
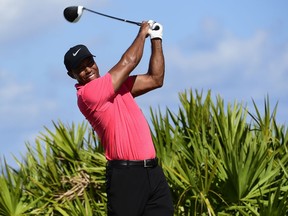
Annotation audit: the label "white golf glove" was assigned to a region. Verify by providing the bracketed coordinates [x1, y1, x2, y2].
[149, 22, 163, 40]
[147, 20, 155, 35]
[148, 20, 156, 29]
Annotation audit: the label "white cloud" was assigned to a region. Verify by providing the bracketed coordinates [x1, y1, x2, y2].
[0, 0, 21, 23]
[0, 82, 32, 101]
[164, 23, 288, 124]
[267, 45, 288, 86]
[167, 30, 268, 77]
[0, 0, 108, 43]
[0, 70, 57, 128]
[166, 26, 288, 94]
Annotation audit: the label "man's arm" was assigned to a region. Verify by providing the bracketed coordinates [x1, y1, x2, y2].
[108, 21, 150, 92]
[131, 23, 164, 97]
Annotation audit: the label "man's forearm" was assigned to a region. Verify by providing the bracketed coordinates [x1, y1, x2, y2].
[148, 39, 165, 86]
[120, 31, 147, 68]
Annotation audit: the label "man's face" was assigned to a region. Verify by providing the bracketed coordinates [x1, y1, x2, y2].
[72, 57, 99, 85]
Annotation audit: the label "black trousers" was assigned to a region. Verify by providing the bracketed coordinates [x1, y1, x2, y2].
[106, 163, 174, 216]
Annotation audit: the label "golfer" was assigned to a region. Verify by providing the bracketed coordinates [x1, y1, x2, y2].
[64, 21, 173, 216]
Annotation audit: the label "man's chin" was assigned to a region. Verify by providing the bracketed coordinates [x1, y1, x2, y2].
[86, 74, 97, 81]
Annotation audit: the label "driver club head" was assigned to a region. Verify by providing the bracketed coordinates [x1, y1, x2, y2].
[63, 6, 84, 23]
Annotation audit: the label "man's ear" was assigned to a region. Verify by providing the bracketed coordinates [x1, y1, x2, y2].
[67, 71, 75, 79]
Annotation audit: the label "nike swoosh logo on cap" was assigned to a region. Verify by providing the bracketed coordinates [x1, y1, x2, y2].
[73, 48, 81, 56]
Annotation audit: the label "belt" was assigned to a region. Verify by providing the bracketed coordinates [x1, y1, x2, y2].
[107, 158, 158, 168]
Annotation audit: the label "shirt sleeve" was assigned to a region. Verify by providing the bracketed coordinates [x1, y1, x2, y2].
[78, 73, 115, 112]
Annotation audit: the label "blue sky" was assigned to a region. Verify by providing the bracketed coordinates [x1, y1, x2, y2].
[1, 0, 288, 168]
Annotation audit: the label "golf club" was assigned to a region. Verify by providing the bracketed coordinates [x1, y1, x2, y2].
[63, 6, 141, 26]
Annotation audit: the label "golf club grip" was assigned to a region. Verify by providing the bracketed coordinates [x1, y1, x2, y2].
[84, 8, 141, 26]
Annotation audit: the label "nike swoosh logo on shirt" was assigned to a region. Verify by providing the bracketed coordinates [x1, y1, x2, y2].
[73, 48, 81, 56]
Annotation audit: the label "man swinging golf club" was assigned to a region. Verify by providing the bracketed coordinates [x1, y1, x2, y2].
[64, 20, 174, 216]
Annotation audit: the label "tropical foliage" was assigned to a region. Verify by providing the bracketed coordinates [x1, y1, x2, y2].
[1, 89, 288, 215]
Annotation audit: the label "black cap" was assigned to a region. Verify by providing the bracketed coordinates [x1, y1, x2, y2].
[64, 44, 95, 72]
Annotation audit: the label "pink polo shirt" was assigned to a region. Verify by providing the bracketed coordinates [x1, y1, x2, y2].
[76, 73, 156, 160]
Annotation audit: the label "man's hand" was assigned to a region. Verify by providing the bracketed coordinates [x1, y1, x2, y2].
[149, 22, 163, 40]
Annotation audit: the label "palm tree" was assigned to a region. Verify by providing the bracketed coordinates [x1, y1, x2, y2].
[1, 122, 107, 215]
[151, 89, 288, 215]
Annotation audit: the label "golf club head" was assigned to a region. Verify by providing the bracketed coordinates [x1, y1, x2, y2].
[63, 6, 84, 23]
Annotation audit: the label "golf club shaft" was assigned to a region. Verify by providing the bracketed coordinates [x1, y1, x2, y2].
[84, 8, 141, 26]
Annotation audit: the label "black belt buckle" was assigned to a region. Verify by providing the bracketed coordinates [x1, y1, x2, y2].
[144, 159, 150, 168]
[144, 158, 157, 168]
